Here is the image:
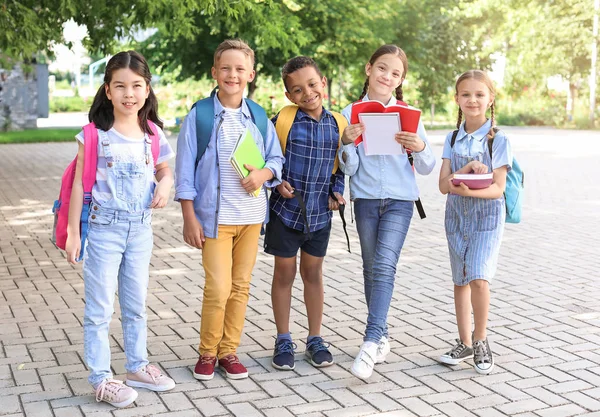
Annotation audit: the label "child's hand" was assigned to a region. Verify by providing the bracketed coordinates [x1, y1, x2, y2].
[469, 161, 488, 174]
[183, 216, 205, 249]
[395, 131, 425, 152]
[448, 177, 471, 196]
[276, 181, 294, 199]
[341, 123, 365, 145]
[328, 192, 346, 211]
[151, 181, 171, 209]
[65, 234, 81, 264]
[242, 165, 271, 193]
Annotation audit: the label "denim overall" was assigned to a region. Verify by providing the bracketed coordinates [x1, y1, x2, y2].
[445, 140, 505, 286]
[82, 131, 155, 387]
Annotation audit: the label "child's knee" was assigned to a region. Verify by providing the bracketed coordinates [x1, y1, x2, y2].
[300, 267, 323, 285]
[469, 279, 489, 291]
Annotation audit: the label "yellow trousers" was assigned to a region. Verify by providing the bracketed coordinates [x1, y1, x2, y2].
[199, 224, 261, 358]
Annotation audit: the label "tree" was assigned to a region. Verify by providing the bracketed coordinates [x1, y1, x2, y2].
[394, 0, 496, 122]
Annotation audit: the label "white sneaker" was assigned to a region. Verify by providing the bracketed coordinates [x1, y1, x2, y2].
[350, 342, 378, 380]
[376, 336, 390, 364]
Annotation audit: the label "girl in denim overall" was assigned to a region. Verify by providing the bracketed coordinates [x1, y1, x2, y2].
[438, 70, 513, 375]
[65, 51, 176, 407]
[337, 45, 436, 379]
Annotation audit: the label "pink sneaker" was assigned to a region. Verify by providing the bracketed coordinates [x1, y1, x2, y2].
[126, 364, 175, 392]
[95, 378, 138, 408]
[218, 354, 248, 379]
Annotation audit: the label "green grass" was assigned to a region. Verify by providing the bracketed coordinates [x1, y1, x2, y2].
[0, 128, 80, 144]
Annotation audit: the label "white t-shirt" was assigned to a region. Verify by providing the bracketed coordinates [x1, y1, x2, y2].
[76, 126, 175, 204]
[217, 107, 266, 225]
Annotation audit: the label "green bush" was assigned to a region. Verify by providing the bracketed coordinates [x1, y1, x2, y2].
[50, 96, 91, 113]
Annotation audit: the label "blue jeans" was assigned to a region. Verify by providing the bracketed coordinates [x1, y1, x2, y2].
[82, 207, 153, 387]
[354, 199, 413, 343]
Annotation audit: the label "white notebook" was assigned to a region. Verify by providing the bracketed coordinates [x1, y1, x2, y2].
[358, 112, 404, 156]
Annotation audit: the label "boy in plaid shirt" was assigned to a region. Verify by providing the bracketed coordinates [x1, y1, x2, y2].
[265, 56, 345, 370]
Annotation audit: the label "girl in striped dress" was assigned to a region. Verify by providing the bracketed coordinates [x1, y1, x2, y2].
[438, 70, 513, 375]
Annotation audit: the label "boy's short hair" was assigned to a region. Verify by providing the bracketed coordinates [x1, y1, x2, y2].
[282, 56, 323, 91]
[213, 39, 255, 67]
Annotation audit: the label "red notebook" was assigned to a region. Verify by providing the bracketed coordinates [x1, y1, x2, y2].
[452, 173, 493, 189]
[351, 100, 421, 145]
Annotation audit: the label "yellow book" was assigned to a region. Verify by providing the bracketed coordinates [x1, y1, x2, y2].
[229, 127, 266, 197]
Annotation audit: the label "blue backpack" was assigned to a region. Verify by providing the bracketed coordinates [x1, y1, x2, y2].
[191, 87, 268, 165]
[451, 127, 524, 223]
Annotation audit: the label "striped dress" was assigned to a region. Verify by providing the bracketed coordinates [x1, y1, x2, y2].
[445, 134, 506, 285]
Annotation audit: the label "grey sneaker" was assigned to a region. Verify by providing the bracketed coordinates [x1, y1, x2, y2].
[126, 364, 176, 392]
[473, 338, 494, 374]
[95, 378, 138, 408]
[439, 339, 473, 365]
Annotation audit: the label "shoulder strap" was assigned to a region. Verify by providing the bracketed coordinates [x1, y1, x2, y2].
[148, 121, 160, 167]
[192, 95, 215, 166]
[450, 129, 459, 148]
[330, 110, 348, 174]
[82, 123, 99, 197]
[245, 98, 269, 142]
[488, 127, 499, 159]
[274, 105, 299, 154]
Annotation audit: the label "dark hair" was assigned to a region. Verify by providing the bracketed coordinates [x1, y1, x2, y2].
[358, 44, 408, 101]
[88, 50, 163, 134]
[455, 69, 497, 139]
[281, 56, 323, 91]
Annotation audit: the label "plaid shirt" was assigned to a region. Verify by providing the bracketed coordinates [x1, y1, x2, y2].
[270, 108, 345, 233]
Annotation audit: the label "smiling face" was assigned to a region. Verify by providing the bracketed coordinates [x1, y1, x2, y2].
[455, 78, 494, 124]
[365, 53, 405, 103]
[105, 68, 149, 118]
[284, 66, 326, 120]
[212, 49, 256, 102]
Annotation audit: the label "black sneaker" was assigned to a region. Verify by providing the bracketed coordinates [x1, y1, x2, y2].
[473, 338, 494, 374]
[439, 339, 474, 365]
[271, 339, 296, 370]
[305, 337, 334, 368]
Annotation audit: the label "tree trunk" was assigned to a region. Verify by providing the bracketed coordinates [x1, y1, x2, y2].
[327, 77, 333, 109]
[567, 82, 576, 122]
[430, 102, 435, 129]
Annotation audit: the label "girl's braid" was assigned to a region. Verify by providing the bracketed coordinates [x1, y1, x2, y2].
[487, 103, 496, 139]
[456, 108, 463, 130]
[358, 79, 369, 100]
[395, 84, 404, 101]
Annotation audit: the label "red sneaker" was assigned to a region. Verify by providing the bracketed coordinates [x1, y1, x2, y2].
[218, 354, 248, 379]
[193, 354, 217, 381]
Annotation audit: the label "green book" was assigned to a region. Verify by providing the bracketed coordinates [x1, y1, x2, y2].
[229, 127, 266, 197]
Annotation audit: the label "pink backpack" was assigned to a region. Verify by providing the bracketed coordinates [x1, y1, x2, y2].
[52, 122, 160, 261]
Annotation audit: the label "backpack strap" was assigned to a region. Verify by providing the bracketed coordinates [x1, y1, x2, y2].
[79, 123, 99, 262]
[488, 127, 499, 159]
[82, 123, 99, 199]
[192, 94, 215, 167]
[245, 98, 269, 142]
[148, 121, 160, 166]
[450, 129, 459, 148]
[274, 105, 299, 154]
[330, 110, 348, 174]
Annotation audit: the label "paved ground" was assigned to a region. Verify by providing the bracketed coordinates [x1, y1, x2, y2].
[1, 127, 599, 417]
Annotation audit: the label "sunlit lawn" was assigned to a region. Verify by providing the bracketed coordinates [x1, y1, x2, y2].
[0, 128, 80, 144]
